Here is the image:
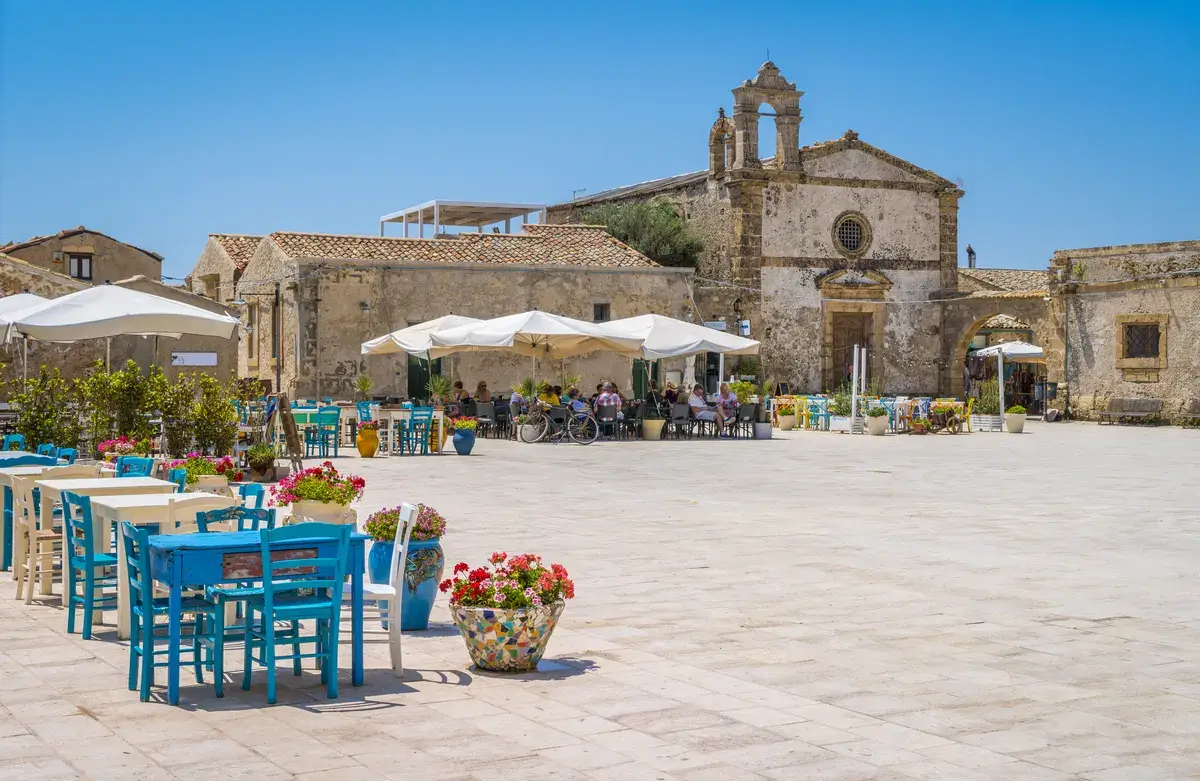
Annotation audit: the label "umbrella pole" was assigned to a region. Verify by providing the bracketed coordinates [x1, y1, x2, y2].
[22, 339, 27, 387]
[106, 338, 111, 372]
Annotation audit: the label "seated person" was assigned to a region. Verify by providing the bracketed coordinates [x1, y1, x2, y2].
[565, 388, 588, 413]
[537, 386, 561, 406]
[716, 382, 738, 422]
[509, 389, 526, 413]
[663, 382, 679, 404]
[452, 380, 470, 403]
[688, 383, 732, 435]
[594, 382, 625, 420]
[590, 383, 604, 404]
[475, 381, 492, 403]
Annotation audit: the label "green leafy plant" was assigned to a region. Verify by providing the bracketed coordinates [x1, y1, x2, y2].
[74, 361, 114, 455]
[192, 374, 238, 455]
[166, 453, 244, 485]
[246, 442, 276, 472]
[776, 401, 797, 417]
[159, 373, 197, 457]
[13, 366, 78, 449]
[364, 503, 446, 543]
[110, 360, 159, 442]
[355, 374, 373, 400]
[512, 377, 548, 402]
[425, 374, 453, 405]
[728, 381, 755, 404]
[975, 378, 1001, 415]
[736, 357, 762, 380]
[866, 406, 889, 418]
[270, 461, 365, 506]
[1006, 404, 1027, 415]
[829, 382, 852, 417]
[579, 201, 703, 268]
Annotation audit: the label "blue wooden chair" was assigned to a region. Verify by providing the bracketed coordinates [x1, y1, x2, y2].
[56, 447, 78, 464]
[355, 401, 373, 423]
[807, 398, 831, 431]
[242, 522, 351, 704]
[115, 456, 155, 477]
[36, 443, 56, 457]
[120, 522, 217, 701]
[303, 406, 341, 458]
[3, 433, 26, 451]
[168, 468, 187, 493]
[62, 491, 118, 639]
[196, 506, 273, 534]
[400, 407, 433, 455]
[237, 483, 266, 510]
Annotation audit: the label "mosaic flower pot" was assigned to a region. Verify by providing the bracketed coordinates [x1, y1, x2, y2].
[450, 601, 565, 672]
[452, 429, 475, 455]
[366, 537, 445, 630]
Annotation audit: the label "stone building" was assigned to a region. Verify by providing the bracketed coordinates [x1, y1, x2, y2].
[1, 226, 163, 284]
[221, 223, 692, 398]
[188, 234, 263, 305]
[550, 61, 965, 394]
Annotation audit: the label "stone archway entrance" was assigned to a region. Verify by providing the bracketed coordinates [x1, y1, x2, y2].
[943, 296, 1053, 398]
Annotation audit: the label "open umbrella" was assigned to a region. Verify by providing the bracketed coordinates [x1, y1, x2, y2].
[0, 293, 53, 383]
[427, 310, 643, 360]
[601, 314, 760, 359]
[971, 340, 1045, 364]
[361, 315, 483, 358]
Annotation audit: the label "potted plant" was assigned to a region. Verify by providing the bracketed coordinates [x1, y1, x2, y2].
[753, 379, 775, 439]
[356, 421, 380, 458]
[1005, 404, 1027, 434]
[99, 435, 139, 462]
[514, 414, 537, 444]
[776, 400, 797, 431]
[426, 374, 453, 408]
[451, 417, 477, 455]
[246, 442, 278, 482]
[270, 460, 365, 525]
[971, 378, 1002, 432]
[865, 405, 889, 436]
[166, 453, 245, 495]
[365, 503, 446, 630]
[441, 552, 575, 672]
[910, 418, 929, 435]
[355, 374, 373, 401]
[641, 403, 666, 440]
[829, 383, 852, 431]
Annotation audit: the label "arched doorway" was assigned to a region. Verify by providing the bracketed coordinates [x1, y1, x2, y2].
[955, 313, 1047, 413]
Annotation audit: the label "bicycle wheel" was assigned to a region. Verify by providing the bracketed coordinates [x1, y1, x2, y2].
[568, 413, 599, 445]
[519, 412, 549, 443]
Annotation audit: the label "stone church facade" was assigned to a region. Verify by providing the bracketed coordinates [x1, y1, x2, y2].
[550, 61, 964, 394]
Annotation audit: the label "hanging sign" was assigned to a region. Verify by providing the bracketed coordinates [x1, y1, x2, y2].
[171, 351, 218, 366]
[704, 320, 727, 331]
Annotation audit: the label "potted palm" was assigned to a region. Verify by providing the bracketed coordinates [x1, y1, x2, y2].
[1005, 404, 1027, 434]
[866, 405, 889, 436]
[451, 416, 477, 455]
[425, 374, 454, 452]
[512, 378, 547, 444]
[365, 503, 446, 630]
[355, 374, 373, 400]
[441, 552, 575, 672]
[270, 460, 364, 525]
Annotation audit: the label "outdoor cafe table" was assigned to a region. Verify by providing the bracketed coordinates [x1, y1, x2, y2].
[0, 461, 61, 572]
[147, 528, 368, 705]
[89, 492, 236, 641]
[377, 408, 447, 455]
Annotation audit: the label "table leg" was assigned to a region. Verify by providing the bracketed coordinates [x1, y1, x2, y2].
[352, 549, 363, 686]
[40, 492, 54, 596]
[167, 558, 182, 705]
[2, 485, 11, 573]
[115, 517, 130, 641]
[88, 512, 105, 620]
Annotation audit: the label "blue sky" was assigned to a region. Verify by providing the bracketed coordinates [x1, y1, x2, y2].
[2, 1, 1197, 281]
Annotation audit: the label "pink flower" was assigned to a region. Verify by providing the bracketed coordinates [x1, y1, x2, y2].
[489, 551, 507, 565]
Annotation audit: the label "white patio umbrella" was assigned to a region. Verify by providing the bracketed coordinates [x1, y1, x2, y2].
[427, 310, 643, 361]
[971, 340, 1045, 364]
[5, 285, 240, 369]
[0, 293, 52, 383]
[601, 314, 760, 360]
[361, 315, 483, 358]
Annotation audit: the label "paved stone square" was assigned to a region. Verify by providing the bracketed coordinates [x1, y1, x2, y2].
[3, 422, 1200, 780]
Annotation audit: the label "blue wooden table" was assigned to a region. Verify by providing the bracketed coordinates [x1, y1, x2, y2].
[147, 529, 368, 705]
[0, 453, 60, 571]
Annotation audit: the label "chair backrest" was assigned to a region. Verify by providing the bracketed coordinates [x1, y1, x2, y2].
[61, 491, 98, 563]
[4, 433, 26, 451]
[120, 522, 153, 617]
[259, 522, 352, 613]
[168, 468, 187, 493]
[11, 476, 37, 533]
[670, 403, 689, 423]
[36, 443, 56, 457]
[548, 406, 569, 425]
[737, 403, 757, 422]
[196, 506, 273, 533]
[167, 495, 224, 534]
[474, 402, 494, 421]
[238, 483, 266, 509]
[116, 456, 155, 477]
[410, 407, 433, 423]
[596, 404, 619, 423]
[388, 503, 419, 592]
[355, 401, 373, 422]
[44, 463, 101, 480]
[56, 447, 78, 464]
[316, 406, 341, 428]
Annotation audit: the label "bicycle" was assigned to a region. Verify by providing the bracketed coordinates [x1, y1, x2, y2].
[519, 402, 599, 445]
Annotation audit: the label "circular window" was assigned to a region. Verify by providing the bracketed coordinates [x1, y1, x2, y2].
[832, 212, 872, 258]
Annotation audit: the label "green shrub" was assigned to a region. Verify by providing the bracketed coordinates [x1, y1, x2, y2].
[13, 366, 78, 449]
[975, 378, 1001, 415]
[1006, 405, 1027, 415]
[192, 374, 238, 455]
[866, 406, 889, 418]
[160, 373, 197, 457]
[110, 360, 157, 441]
[830, 382, 852, 417]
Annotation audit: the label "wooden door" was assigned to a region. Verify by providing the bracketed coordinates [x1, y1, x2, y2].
[830, 313, 872, 389]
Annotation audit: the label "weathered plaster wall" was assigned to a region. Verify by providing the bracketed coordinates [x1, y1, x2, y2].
[187, 238, 237, 303]
[235, 240, 298, 394]
[115, 276, 239, 383]
[293, 262, 693, 399]
[762, 183, 940, 262]
[5, 231, 160, 283]
[802, 150, 925, 184]
[941, 295, 1056, 398]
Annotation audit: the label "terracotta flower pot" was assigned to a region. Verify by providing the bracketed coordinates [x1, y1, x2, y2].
[450, 601, 565, 672]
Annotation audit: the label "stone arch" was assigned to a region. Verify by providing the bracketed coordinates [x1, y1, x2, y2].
[730, 61, 803, 171]
[945, 299, 1053, 397]
[708, 109, 736, 176]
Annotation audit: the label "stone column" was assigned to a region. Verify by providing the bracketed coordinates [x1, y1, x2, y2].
[732, 111, 761, 170]
[775, 113, 802, 170]
[937, 189, 963, 291]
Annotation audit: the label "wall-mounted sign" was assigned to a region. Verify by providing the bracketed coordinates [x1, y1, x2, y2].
[171, 351, 218, 366]
[704, 320, 727, 331]
[737, 319, 751, 337]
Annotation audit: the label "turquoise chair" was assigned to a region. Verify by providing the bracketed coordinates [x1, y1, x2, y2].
[355, 401, 373, 423]
[808, 398, 831, 431]
[400, 407, 433, 455]
[120, 522, 216, 701]
[3, 433, 26, 451]
[36, 443, 56, 457]
[57, 447, 78, 464]
[304, 406, 341, 458]
[242, 522, 351, 704]
[196, 506, 273, 534]
[168, 468, 187, 493]
[115, 456, 155, 477]
[237, 483, 266, 510]
[62, 491, 118, 640]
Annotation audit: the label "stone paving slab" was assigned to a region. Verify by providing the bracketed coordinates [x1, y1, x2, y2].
[3, 422, 1200, 779]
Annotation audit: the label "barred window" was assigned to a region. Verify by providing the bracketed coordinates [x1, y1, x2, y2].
[836, 218, 863, 252]
[1124, 324, 1159, 359]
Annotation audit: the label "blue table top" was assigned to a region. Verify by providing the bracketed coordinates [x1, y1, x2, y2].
[147, 529, 369, 552]
[0, 452, 57, 467]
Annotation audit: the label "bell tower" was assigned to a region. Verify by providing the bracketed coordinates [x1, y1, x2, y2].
[730, 61, 803, 171]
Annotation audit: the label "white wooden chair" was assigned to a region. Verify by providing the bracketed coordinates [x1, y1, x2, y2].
[167, 495, 224, 534]
[12, 476, 61, 603]
[42, 463, 102, 480]
[344, 503, 417, 677]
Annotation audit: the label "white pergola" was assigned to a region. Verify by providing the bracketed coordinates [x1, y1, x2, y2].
[378, 200, 547, 238]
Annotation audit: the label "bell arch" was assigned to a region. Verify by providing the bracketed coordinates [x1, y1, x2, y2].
[708, 108, 736, 176]
[730, 61, 803, 171]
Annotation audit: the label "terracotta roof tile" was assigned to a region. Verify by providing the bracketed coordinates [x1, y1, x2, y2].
[957, 267, 1050, 292]
[210, 234, 263, 272]
[1, 226, 163, 262]
[267, 224, 658, 269]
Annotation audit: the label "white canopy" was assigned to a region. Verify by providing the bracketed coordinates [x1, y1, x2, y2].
[427, 310, 643, 360]
[601, 314, 760, 360]
[361, 315, 483, 357]
[5, 285, 240, 343]
[971, 340, 1045, 364]
[0, 293, 50, 324]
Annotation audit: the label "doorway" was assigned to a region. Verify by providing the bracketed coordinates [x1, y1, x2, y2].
[406, 356, 442, 400]
[830, 312, 872, 390]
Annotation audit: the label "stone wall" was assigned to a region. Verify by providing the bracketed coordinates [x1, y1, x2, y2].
[115, 276, 239, 383]
[4, 230, 160, 283]
[234, 240, 298, 394]
[292, 261, 693, 399]
[187, 238, 237, 303]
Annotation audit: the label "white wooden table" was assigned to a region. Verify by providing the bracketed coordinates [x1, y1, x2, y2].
[0, 465, 61, 574]
[377, 408, 446, 455]
[90, 491, 236, 640]
[35, 477, 177, 614]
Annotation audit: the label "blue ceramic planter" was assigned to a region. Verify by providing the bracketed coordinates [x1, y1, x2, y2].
[366, 537, 444, 630]
[452, 429, 475, 455]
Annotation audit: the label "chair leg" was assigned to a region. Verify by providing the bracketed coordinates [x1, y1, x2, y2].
[139, 620, 154, 702]
[326, 620, 340, 699]
[241, 609, 254, 692]
[65, 567, 76, 635]
[264, 621, 277, 705]
[81, 572, 94, 640]
[292, 619, 302, 676]
[127, 613, 139, 691]
[192, 614, 204, 684]
[213, 605, 225, 698]
[388, 597, 403, 678]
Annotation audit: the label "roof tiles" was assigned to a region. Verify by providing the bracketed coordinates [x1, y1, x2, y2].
[210, 234, 263, 272]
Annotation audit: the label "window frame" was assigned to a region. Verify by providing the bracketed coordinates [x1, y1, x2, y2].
[830, 211, 872, 259]
[67, 253, 93, 281]
[593, 303, 611, 323]
[1114, 314, 1168, 370]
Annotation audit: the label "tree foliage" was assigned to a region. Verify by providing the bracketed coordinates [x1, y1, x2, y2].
[580, 201, 704, 268]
